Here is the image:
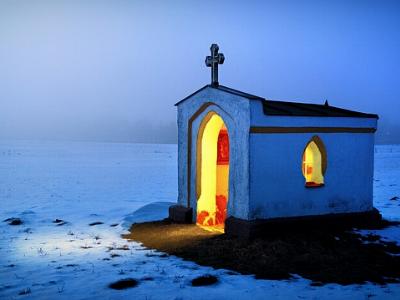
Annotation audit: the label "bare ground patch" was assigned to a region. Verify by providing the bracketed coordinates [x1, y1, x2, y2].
[108, 278, 138, 290]
[123, 219, 400, 285]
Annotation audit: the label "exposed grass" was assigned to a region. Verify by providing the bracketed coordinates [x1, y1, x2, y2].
[4, 217, 23, 225]
[108, 278, 139, 290]
[88, 221, 104, 226]
[124, 219, 400, 285]
[191, 275, 219, 287]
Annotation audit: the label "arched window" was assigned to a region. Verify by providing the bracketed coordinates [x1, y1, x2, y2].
[302, 136, 326, 187]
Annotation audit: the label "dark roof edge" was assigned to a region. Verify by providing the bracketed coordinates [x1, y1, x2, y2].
[175, 85, 210, 106]
[174, 84, 264, 106]
[263, 99, 379, 119]
[216, 84, 265, 101]
[175, 84, 379, 119]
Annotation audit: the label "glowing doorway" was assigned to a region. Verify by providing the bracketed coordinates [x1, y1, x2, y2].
[196, 112, 229, 232]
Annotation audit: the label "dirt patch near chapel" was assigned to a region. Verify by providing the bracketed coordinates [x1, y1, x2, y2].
[123, 219, 400, 285]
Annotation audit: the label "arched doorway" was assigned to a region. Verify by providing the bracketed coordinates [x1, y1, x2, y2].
[196, 112, 230, 231]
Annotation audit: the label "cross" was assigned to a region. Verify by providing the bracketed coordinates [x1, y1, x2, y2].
[205, 44, 225, 86]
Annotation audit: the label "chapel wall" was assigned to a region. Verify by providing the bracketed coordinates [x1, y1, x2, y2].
[248, 130, 375, 220]
[176, 87, 252, 221]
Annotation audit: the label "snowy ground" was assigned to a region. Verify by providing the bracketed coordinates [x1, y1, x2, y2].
[0, 140, 399, 300]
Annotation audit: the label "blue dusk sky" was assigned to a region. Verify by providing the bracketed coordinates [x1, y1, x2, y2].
[0, 0, 399, 143]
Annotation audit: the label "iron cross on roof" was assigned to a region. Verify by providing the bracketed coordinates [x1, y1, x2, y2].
[205, 44, 225, 86]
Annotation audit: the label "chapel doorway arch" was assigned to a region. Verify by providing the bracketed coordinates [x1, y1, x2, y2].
[196, 111, 230, 231]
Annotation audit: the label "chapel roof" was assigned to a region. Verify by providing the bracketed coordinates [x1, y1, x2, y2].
[261, 99, 378, 118]
[175, 84, 378, 119]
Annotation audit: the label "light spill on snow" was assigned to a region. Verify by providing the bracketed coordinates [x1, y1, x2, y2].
[0, 140, 399, 300]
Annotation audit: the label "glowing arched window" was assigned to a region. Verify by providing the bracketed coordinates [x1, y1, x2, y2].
[302, 136, 326, 187]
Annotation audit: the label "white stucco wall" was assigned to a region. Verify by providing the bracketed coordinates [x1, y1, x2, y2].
[177, 91, 377, 222]
[176, 87, 251, 220]
[248, 118, 377, 219]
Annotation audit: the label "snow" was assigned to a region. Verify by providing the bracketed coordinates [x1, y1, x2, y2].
[373, 145, 400, 221]
[1, 140, 399, 299]
[122, 201, 174, 229]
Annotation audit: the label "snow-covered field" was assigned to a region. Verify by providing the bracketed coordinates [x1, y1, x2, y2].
[0, 140, 399, 300]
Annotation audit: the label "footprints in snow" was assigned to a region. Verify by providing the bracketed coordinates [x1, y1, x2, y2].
[3, 216, 119, 228]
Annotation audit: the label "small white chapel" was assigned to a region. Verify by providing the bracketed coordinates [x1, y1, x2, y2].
[169, 44, 379, 237]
